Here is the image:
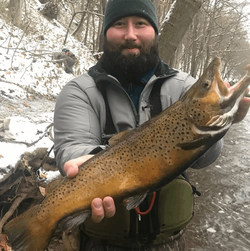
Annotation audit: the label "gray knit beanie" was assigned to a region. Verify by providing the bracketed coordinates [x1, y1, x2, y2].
[103, 0, 158, 35]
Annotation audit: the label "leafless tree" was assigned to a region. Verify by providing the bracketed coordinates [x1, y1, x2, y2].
[12, 0, 248, 80]
[158, 0, 203, 65]
[9, 0, 24, 27]
[175, 0, 250, 80]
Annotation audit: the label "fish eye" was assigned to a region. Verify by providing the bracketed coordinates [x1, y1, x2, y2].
[202, 80, 211, 89]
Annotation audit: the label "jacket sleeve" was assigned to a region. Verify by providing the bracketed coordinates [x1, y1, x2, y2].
[192, 139, 224, 169]
[53, 75, 106, 176]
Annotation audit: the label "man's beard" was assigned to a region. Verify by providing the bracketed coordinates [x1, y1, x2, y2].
[101, 36, 160, 80]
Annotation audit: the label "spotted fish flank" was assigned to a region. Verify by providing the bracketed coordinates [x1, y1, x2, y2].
[4, 58, 250, 251]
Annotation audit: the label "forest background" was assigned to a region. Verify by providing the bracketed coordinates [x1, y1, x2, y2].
[0, 1, 250, 250]
[5, 0, 250, 81]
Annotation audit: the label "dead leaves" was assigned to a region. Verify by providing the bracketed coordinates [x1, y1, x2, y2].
[0, 234, 11, 251]
[23, 102, 30, 108]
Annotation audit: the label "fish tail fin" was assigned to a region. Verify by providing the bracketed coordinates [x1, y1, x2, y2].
[4, 205, 55, 251]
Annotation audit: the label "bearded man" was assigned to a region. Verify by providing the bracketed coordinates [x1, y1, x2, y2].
[54, 0, 225, 250]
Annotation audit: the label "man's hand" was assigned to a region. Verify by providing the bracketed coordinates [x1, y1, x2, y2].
[233, 96, 250, 123]
[91, 197, 116, 223]
[63, 155, 116, 223]
[64, 155, 93, 178]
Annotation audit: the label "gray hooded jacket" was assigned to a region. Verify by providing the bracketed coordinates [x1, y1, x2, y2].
[54, 60, 223, 176]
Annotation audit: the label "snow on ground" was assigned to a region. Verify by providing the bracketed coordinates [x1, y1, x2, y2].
[0, 10, 95, 97]
[0, 1, 96, 181]
[0, 118, 56, 180]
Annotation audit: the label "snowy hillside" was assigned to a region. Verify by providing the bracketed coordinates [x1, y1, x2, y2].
[0, 0, 96, 180]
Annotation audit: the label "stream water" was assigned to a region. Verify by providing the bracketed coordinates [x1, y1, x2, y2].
[185, 113, 250, 250]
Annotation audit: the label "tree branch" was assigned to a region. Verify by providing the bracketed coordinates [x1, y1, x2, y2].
[0, 194, 27, 235]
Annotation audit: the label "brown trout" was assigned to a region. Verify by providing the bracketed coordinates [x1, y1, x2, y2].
[4, 58, 250, 251]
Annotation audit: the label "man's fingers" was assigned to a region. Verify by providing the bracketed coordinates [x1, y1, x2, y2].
[103, 196, 116, 218]
[91, 197, 116, 223]
[91, 198, 105, 223]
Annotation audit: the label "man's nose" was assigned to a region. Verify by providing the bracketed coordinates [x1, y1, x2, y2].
[124, 23, 137, 40]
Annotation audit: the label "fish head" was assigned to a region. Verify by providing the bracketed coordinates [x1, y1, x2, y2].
[183, 57, 250, 134]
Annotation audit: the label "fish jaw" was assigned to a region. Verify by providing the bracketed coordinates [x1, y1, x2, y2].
[220, 64, 250, 109]
[206, 63, 250, 128]
[183, 58, 250, 135]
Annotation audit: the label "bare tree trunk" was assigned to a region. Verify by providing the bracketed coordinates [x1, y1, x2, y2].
[72, 0, 89, 38]
[151, 0, 161, 22]
[98, 0, 107, 52]
[158, 0, 173, 28]
[158, 0, 202, 65]
[203, 0, 218, 73]
[170, 41, 182, 69]
[84, 14, 90, 45]
[190, 15, 199, 77]
[9, 0, 24, 27]
[96, 0, 104, 52]
[92, 15, 96, 52]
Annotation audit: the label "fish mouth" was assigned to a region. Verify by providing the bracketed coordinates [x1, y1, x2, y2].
[221, 64, 250, 108]
[205, 61, 250, 128]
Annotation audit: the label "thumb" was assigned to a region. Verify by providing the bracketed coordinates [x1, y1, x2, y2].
[64, 160, 79, 178]
[63, 155, 94, 178]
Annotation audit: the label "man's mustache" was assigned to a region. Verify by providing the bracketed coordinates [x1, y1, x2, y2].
[120, 42, 142, 50]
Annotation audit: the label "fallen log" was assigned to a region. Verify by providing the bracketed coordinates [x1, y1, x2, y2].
[0, 147, 57, 234]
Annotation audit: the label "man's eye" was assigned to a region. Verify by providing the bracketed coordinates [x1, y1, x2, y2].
[113, 21, 124, 26]
[136, 20, 149, 27]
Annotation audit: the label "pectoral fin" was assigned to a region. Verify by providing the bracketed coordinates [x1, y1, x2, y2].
[123, 192, 148, 210]
[58, 210, 91, 231]
[177, 134, 211, 150]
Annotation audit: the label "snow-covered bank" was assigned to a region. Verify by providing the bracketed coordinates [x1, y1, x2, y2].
[0, 0, 96, 182]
